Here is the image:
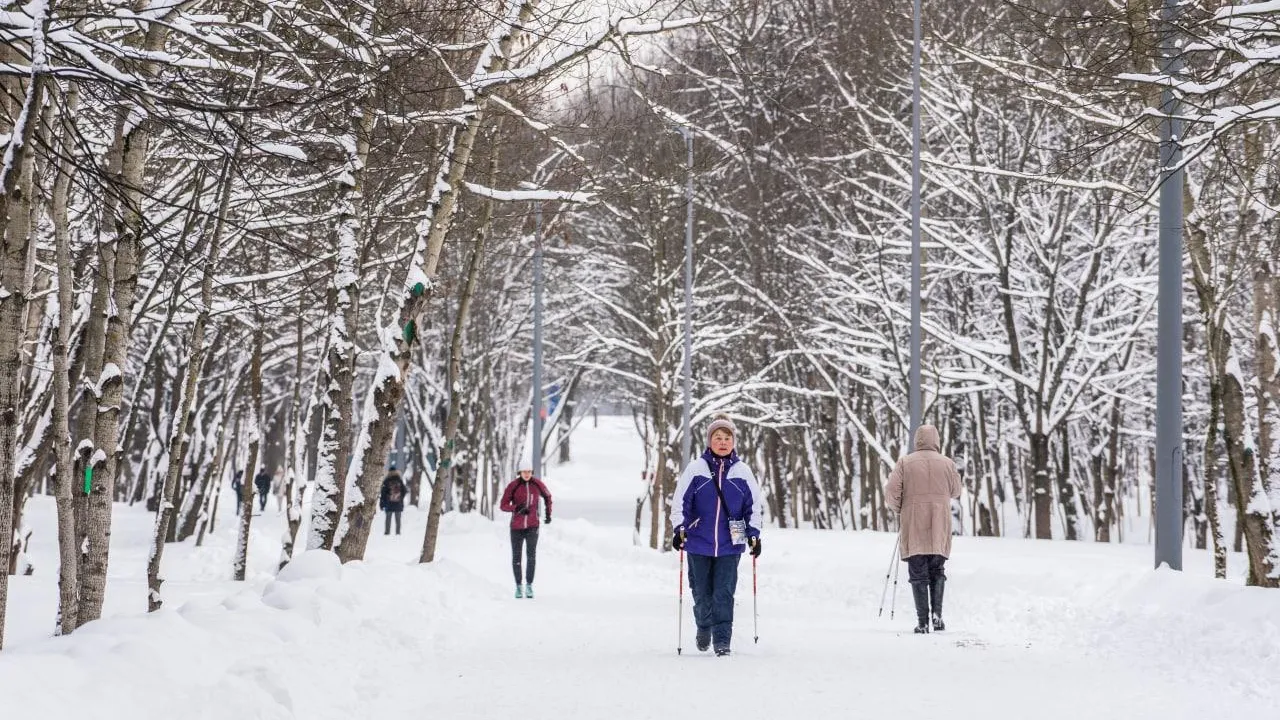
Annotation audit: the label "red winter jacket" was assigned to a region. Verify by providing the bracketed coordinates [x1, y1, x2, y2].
[500, 477, 553, 530]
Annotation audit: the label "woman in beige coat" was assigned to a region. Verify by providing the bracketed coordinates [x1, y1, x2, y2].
[886, 424, 962, 633]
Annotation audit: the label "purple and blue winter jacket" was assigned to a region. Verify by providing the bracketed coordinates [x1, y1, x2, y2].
[671, 449, 764, 557]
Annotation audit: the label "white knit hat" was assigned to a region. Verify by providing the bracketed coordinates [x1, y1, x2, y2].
[705, 415, 737, 446]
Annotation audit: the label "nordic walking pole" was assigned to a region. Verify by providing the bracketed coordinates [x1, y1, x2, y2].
[677, 549, 685, 655]
[878, 536, 901, 617]
[890, 542, 902, 620]
[752, 554, 759, 644]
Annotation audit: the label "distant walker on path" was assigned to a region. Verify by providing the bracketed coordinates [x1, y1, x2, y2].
[886, 424, 962, 634]
[500, 464, 553, 599]
[254, 469, 272, 513]
[380, 466, 407, 535]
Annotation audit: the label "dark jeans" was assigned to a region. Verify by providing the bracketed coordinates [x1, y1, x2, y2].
[257, 489, 269, 511]
[907, 554, 946, 585]
[384, 510, 401, 535]
[687, 552, 741, 650]
[511, 528, 539, 585]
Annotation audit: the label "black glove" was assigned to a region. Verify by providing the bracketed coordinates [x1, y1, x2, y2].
[515, 504, 529, 515]
[748, 536, 762, 558]
[672, 527, 687, 551]
[544, 513, 552, 524]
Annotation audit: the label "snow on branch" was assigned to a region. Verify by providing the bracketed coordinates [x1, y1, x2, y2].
[463, 182, 594, 204]
[632, 96, 740, 157]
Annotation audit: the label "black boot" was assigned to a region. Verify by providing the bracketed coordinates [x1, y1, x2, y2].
[930, 576, 946, 632]
[696, 628, 711, 652]
[911, 583, 930, 634]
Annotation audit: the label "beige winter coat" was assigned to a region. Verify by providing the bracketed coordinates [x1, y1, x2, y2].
[885, 425, 962, 559]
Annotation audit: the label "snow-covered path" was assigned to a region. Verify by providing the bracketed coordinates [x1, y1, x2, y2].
[3, 417, 1277, 719]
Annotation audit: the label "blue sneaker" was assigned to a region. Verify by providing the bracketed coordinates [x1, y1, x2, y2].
[514, 585, 523, 599]
[525, 584, 534, 599]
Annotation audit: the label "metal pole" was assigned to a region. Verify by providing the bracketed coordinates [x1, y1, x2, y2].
[677, 549, 685, 655]
[533, 205, 545, 479]
[681, 128, 695, 464]
[909, 0, 923, 439]
[1155, 0, 1184, 571]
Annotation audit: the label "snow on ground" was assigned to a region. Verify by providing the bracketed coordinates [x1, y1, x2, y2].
[2, 415, 1278, 719]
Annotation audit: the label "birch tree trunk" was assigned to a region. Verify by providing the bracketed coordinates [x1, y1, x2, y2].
[1029, 431, 1053, 539]
[417, 139, 499, 564]
[306, 92, 373, 553]
[281, 297, 308, 568]
[1253, 262, 1280, 580]
[1187, 212, 1278, 586]
[51, 88, 80, 635]
[86, 120, 150, 613]
[0, 6, 50, 647]
[320, 105, 375, 559]
[306, 268, 352, 552]
[233, 325, 264, 581]
[1204, 373, 1228, 579]
[1217, 332, 1275, 586]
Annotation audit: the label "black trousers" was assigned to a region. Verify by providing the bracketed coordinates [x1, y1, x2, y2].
[906, 554, 947, 585]
[511, 528, 539, 585]
[384, 510, 401, 534]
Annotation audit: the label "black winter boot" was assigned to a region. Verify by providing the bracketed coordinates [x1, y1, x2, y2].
[930, 576, 946, 631]
[911, 583, 930, 634]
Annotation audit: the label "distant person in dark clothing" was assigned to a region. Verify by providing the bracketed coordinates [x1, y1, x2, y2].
[254, 469, 272, 512]
[232, 470, 244, 515]
[380, 466, 407, 535]
[500, 464, 553, 599]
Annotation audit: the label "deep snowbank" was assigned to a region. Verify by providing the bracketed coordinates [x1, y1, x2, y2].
[2, 514, 508, 719]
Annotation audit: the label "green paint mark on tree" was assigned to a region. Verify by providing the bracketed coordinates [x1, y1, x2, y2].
[84, 466, 93, 495]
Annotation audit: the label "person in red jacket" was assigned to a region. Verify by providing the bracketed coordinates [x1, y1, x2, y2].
[500, 464, 553, 599]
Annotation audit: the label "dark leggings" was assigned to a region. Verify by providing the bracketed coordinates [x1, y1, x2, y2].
[511, 528, 539, 585]
[907, 554, 947, 585]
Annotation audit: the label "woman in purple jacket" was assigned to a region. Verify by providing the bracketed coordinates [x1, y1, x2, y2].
[500, 464, 553, 599]
[671, 416, 763, 656]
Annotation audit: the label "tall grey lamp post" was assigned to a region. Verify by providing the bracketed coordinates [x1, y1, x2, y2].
[909, 0, 923, 439]
[679, 127, 694, 467]
[1154, 0, 1185, 571]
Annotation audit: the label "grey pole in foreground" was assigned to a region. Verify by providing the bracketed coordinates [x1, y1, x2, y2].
[532, 205, 545, 479]
[680, 128, 695, 466]
[908, 0, 923, 439]
[1155, 0, 1184, 571]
